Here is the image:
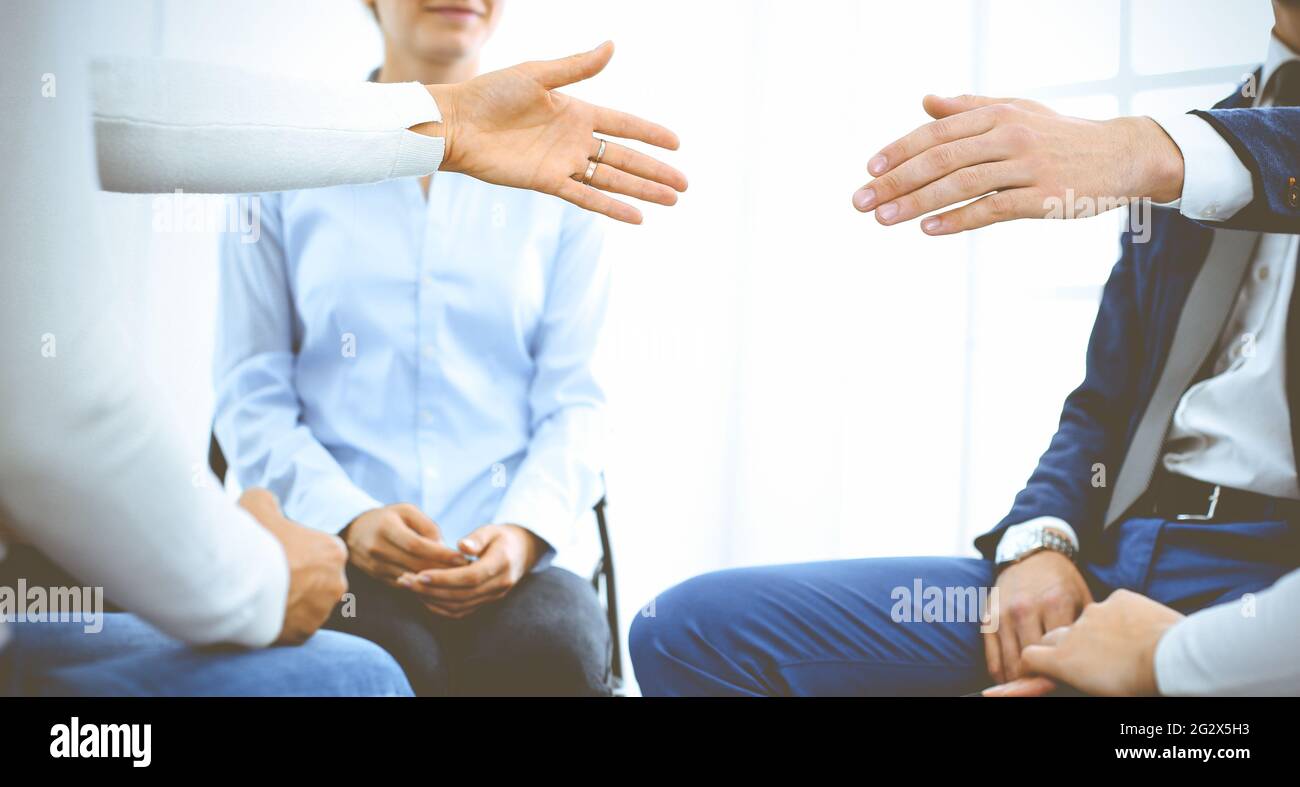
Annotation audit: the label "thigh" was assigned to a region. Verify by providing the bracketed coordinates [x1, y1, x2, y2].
[631, 557, 996, 696]
[7, 614, 412, 697]
[6, 613, 178, 675]
[325, 564, 451, 696]
[325, 564, 452, 692]
[444, 568, 611, 697]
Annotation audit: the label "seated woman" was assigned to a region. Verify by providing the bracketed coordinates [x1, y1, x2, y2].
[214, 0, 611, 696]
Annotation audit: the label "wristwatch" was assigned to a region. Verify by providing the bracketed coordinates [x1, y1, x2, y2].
[995, 523, 1078, 573]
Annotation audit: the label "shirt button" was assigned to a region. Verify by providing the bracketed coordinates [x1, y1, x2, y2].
[420, 410, 433, 426]
[421, 344, 435, 360]
[1205, 203, 1218, 217]
[421, 274, 435, 288]
[1258, 265, 1270, 281]
[423, 466, 440, 482]
[1289, 177, 1298, 208]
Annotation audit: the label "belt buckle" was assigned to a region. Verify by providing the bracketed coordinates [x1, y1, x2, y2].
[1175, 484, 1222, 521]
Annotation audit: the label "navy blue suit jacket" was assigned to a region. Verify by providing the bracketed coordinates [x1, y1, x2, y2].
[975, 83, 1300, 560]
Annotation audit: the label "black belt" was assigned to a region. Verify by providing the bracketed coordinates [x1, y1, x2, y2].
[1137, 470, 1300, 523]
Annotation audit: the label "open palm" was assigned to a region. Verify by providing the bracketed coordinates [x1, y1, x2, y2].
[435, 42, 688, 224]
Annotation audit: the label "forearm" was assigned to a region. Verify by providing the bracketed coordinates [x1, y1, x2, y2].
[977, 263, 1140, 558]
[214, 356, 383, 534]
[494, 406, 606, 563]
[1155, 569, 1300, 696]
[92, 57, 446, 194]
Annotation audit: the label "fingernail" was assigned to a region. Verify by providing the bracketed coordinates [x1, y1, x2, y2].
[922, 217, 943, 233]
[419, 574, 436, 585]
[853, 187, 876, 211]
[877, 202, 899, 222]
[461, 538, 479, 553]
[868, 155, 888, 176]
[396, 575, 413, 588]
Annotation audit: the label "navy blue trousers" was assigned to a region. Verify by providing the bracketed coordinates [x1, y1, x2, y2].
[630, 518, 1299, 696]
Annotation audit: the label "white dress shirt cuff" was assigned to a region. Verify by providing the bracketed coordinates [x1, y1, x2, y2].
[996, 517, 1080, 558]
[1148, 111, 1254, 222]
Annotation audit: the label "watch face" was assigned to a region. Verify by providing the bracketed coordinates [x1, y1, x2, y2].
[997, 528, 1040, 564]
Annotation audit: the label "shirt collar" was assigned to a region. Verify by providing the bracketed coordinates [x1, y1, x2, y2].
[1260, 32, 1300, 103]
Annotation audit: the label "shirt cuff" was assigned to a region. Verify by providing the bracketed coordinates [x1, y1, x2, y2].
[286, 477, 384, 536]
[493, 488, 579, 572]
[996, 517, 1080, 557]
[377, 82, 445, 177]
[1148, 111, 1254, 221]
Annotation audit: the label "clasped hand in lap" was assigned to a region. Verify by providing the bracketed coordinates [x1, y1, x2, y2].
[344, 504, 544, 620]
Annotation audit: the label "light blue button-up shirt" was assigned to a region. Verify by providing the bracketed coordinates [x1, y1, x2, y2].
[214, 172, 608, 561]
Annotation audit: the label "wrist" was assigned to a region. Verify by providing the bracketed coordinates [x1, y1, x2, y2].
[1139, 625, 1173, 696]
[1122, 116, 1184, 203]
[995, 519, 1079, 571]
[419, 84, 460, 173]
[342, 509, 377, 548]
[502, 524, 546, 570]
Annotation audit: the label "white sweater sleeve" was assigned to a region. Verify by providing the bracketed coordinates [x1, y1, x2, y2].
[1155, 568, 1300, 696]
[92, 57, 445, 193]
[0, 25, 445, 648]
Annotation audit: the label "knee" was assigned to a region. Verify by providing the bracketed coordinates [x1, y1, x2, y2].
[493, 571, 612, 696]
[629, 570, 745, 692]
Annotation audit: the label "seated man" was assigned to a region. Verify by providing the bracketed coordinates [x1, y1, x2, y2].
[214, 0, 612, 696]
[632, 7, 1300, 696]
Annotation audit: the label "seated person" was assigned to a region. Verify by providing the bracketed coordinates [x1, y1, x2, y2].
[214, 0, 611, 697]
[632, 10, 1300, 696]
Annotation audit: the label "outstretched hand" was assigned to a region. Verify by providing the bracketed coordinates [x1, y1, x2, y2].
[853, 94, 1184, 235]
[424, 41, 688, 224]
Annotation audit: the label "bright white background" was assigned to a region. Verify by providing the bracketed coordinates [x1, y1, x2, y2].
[91, 0, 1275, 692]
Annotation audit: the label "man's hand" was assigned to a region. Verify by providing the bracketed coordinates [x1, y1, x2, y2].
[985, 590, 1185, 696]
[399, 524, 546, 619]
[420, 41, 688, 225]
[238, 488, 348, 646]
[343, 504, 467, 586]
[852, 95, 1184, 235]
[986, 549, 1093, 683]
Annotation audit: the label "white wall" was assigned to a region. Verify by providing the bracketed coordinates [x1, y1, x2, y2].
[95, 0, 1275, 693]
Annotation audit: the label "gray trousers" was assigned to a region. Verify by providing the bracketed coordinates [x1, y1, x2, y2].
[326, 564, 612, 697]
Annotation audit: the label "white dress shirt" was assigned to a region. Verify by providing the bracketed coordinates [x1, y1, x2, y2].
[1, 3, 446, 650]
